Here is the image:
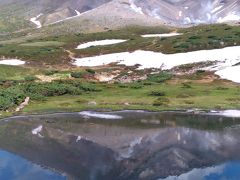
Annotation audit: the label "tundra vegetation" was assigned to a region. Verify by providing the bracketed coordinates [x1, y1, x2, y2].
[0, 24, 240, 117]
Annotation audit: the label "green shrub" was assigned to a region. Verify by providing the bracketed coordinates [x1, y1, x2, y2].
[23, 82, 81, 97]
[153, 97, 170, 106]
[78, 83, 102, 92]
[85, 69, 95, 74]
[0, 96, 12, 110]
[71, 71, 85, 78]
[24, 76, 38, 82]
[44, 70, 58, 76]
[181, 82, 192, 89]
[188, 36, 201, 40]
[0, 87, 25, 110]
[147, 72, 173, 83]
[130, 83, 143, 89]
[118, 84, 128, 88]
[149, 91, 166, 96]
[196, 70, 205, 74]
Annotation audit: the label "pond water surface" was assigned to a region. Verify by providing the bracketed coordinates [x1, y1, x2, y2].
[1, 111, 240, 180]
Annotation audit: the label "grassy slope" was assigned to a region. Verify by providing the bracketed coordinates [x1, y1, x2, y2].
[0, 24, 239, 67]
[23, 78, 240, 114]
[0, 65, 39, 80]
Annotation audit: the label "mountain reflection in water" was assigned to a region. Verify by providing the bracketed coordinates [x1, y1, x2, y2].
[0, 150, 65, 180]
[0, 111, 240, 180]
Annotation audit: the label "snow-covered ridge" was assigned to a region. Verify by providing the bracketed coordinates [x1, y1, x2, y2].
[0, 59, 25, 66]
[76, 39, 127, 49]
[30, 14, 43, 28]
[73, 46, 240, 83]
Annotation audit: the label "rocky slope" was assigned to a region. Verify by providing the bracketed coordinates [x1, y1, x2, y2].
[0, 0, 239, 34]
[131, 0, 240, 25]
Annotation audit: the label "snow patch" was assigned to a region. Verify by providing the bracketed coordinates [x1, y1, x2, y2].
[215, 65, 240, 83]
[218, 14, 240, 23]
[179, 11, 183, 17]
[73, 46, 240, 69]
[73, 45, 240, 83]
[129, 0, 144, 14]
[75, 10, 81, 16]
[79, 111, 122, 119]
[30, 14, 43, 28]
[141, 33, 182, 38]
[211, 5, 223, 14]
[0, 59, 25, 66]
[76, 39, 127, 49]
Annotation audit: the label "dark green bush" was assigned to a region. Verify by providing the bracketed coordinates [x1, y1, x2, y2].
[23, 82, 81, 97]
[130, 83, 143, 89]
[85, 69, 95, 74]
[147, 72, 173, 83]
[181, 82, 192, 89]
[149, 91, 166, 96]
[77, 83, 102, 92]
[0, 79, 103, 111]
[71, 71, 85, 78]
[0, 87, 25, 110]
[44, 70, 58, 76]
[188, 36, 201, 40]
[153, 97, 170, 106]
[24, 76, 38, 82]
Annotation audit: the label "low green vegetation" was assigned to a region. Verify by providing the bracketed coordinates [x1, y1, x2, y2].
[0, 68, 239, 117]
[0, 79, 102, 111]
[0, 25, 240, 117]
[0, 65, 38, 80]
[0, 24, 239, 67]
[20, 41, 65, 47]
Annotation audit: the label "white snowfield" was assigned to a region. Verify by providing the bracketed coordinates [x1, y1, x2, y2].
[215, 65, 240, 83]
[73, 46, 240, 83]
[76, 39, 127, 49]
[0, 59, 25, 66]
[30, 14, 43, 28]
[141, 33, 182, 38]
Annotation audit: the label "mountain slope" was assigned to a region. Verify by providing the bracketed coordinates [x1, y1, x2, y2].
[132, 0, 240, 25]
[0, 0, 112, 33]
[38, 0, 166, 35]
[0, 0, 240, 35]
